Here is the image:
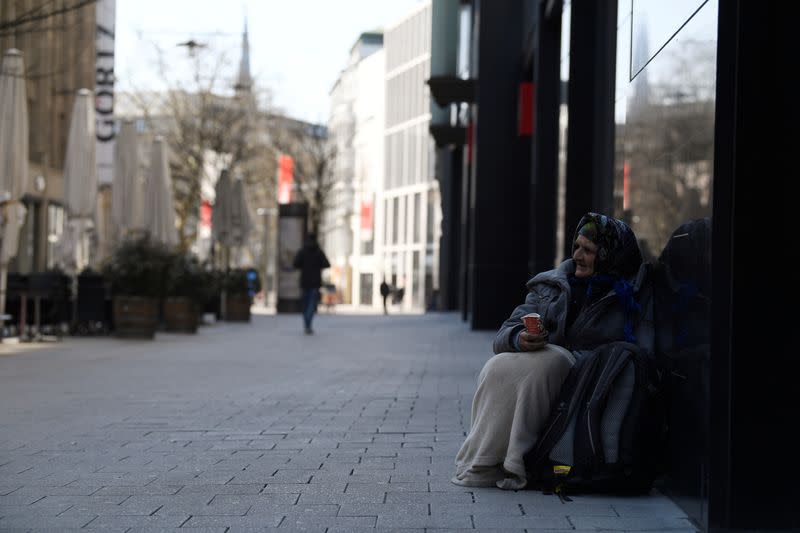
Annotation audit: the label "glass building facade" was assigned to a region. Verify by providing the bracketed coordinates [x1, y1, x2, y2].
[378, 2, 441, 312]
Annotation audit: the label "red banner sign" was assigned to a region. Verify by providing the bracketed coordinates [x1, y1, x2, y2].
[278, 154, 294, 204]
[200, 199, 212, 228]
[360, 201, 373, 231]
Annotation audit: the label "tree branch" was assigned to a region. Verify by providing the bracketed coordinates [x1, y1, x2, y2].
[0, 0, 98, 33]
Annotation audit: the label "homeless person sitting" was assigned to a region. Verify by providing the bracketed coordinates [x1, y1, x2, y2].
[452, 212, 653, 490]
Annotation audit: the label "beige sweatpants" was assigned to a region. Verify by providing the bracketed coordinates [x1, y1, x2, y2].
[453, 345, 574, 490]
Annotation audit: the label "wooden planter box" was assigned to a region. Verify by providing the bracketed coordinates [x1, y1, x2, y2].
[163, 297, 198, 333]
[202, 291, 222, 321]
[113, 296, 158, 339]
[225, 293, 251, 322]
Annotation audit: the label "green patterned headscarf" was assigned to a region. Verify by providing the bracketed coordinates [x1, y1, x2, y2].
[573, 212, 642, 279]
[578, 221, 598, 242]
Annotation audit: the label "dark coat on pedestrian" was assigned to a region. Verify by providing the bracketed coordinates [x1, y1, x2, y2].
[293, 238, 331, 290]
[380, 281, 391, 297]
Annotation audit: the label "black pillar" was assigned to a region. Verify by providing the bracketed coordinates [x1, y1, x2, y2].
[562, 0, 617, 257]
[468, 0, 530, 330]
[459, 133, 472, 322]
[709, 2, 795, 531]
[436, 145, 462, 311]
[529, 2, 562, 275]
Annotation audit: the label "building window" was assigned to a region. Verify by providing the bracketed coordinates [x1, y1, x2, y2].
[425, 254, 434, 311]
[384, 198, 391, 248]
[412, 250, 422, 308]
[361, 239, 374, 255]
[360, 273, 373, 305]
[426, 189, 436, 243]
[413, 193, 421, 244]
[392, 197, 400, 244]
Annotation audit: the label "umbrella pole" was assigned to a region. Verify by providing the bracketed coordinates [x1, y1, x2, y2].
[220, 245, 228, 321]
[0, 264, 7, 340]
[71, 274, 78, 335]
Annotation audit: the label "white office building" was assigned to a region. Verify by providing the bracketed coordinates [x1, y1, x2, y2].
[325, 33, 385, 307]
[377, 1, 443, 312]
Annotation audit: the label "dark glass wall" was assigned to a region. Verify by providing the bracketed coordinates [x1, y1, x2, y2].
[614, 0, 717, 528]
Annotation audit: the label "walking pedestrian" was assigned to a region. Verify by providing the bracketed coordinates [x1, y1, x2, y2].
[292, 233, 330, 334]
[380, 279, 391, 315]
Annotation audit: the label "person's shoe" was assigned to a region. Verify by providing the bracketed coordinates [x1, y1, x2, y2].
[304, 327, 313, 335]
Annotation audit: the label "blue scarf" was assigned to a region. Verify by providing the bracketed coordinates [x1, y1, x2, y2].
[584, 273, 641, 343]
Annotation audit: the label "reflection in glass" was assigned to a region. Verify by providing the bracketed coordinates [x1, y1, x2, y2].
[555, 0, 572, 265]
[615, 0, 717, 258]
[631, 0, 709, 77]
[457, 3, 472, 79]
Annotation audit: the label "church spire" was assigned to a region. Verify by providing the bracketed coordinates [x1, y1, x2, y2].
[235, 16, 253, 93]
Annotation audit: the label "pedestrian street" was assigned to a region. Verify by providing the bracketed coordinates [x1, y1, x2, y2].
[0, 312, 695, 532]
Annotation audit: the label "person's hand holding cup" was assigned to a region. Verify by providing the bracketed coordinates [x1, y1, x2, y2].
[519, 312, 548, 352]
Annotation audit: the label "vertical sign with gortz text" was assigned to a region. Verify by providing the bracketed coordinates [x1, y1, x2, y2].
[95, 0, 116, 185]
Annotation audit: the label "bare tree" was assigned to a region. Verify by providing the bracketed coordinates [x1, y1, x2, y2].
[267, 117, 337, 236]
[124, 44, 275, 252]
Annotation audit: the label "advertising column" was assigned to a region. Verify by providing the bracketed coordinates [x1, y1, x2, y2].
[276, 203, 307, 313]
[275, 154, 306, 312]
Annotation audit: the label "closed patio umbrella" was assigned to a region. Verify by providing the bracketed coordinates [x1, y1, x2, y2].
[229, 175, 252, 253]
[144, 136, 178, 246]
[211, 168, 233, 267]
[228, 175, 253, 268]
[210, 168, 235, 318]
[111, 119, 143, 241]
[62, 88, 98, 272]
[0, 49, 30, 329]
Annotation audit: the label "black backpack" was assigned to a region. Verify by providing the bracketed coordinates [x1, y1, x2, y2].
[524, 341, 667, 498]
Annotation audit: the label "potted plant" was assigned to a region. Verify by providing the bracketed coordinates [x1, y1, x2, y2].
[163, 252, 203, 333]
[102, 235, 171, 339]
[74, 267, 111, 335]
[27, 267, 71, 338]
[222, 268, 259, 322]
[196, 266, 222, 323]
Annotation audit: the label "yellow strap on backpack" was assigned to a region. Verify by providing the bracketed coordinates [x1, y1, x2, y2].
[553, 464, 571, 476]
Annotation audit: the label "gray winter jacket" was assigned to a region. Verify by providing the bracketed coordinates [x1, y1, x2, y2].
[493, 259, 654, 357]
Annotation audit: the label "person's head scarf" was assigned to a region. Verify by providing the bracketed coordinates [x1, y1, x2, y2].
[571, 212, 643, 342]
[573, 212, 642, 279]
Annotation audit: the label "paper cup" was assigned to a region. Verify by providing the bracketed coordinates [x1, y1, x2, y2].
[522, 312, 542, 334]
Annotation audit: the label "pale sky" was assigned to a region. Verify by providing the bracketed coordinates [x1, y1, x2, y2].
[115, 0, 424, 124]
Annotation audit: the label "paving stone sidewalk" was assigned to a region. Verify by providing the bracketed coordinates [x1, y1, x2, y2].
[0, 312, 697, 532]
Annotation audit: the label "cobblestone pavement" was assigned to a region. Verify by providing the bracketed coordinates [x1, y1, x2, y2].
[0, 312, 697, 532]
